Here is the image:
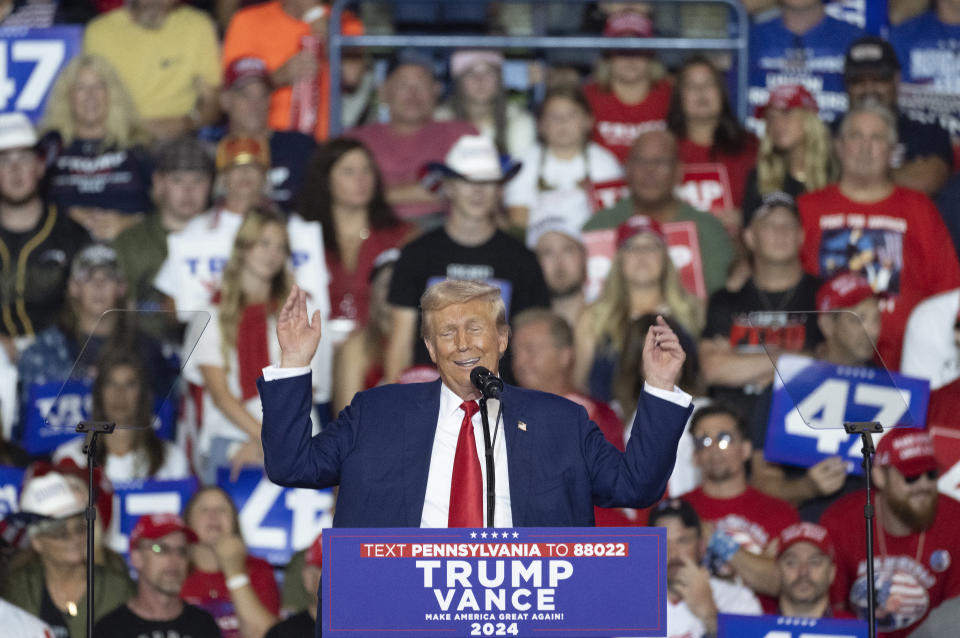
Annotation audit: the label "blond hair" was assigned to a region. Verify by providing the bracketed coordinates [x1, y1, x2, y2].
[40, 54, 147, 147]
[420, 280, 507, 339]
[218, 209, 293, 370]
[758, 109, 837, 196]
[588, 246, 704, 349]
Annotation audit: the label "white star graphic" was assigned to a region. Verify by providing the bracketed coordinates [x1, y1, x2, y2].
[512, 531, 519, 538]
[480, 531, 488, 538]
[490, 531, 499, 539]
[470, 531, 477, 539]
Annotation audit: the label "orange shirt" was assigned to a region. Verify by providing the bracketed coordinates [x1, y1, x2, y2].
[223, 1, 364, 140]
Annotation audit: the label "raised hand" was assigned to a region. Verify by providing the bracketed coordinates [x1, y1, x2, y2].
[643, 315, 687, 391]
[277, 285, 323, 368]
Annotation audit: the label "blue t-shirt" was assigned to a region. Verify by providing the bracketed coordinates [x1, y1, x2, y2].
[891, 11, 960, 138]
[748, 14, 864, 129]
[48, 139, 153, 215]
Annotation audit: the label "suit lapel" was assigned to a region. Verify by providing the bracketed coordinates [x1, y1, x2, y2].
[401, 379, 442, 527]
[501, 385, 532, 527]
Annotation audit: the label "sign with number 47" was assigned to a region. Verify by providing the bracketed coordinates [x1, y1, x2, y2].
[0, 27, 82, 122]
[765, 354, 930, 474]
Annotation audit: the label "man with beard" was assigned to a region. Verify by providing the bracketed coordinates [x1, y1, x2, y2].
[0, 113, 87, 356]
[648, 498, 761, 638]
[94, 513, 221, 637]
[775, 522, 852, 618]
[527, 216, 588, 330]
[683, 404, 799, 609]
[820, 429, 960, 637]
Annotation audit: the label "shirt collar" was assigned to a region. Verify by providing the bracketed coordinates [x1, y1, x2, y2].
[439, 381, 477, 418]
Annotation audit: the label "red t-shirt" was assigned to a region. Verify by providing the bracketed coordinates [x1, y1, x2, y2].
[676, 135, 759, 212]
[820, 490, 960, 638]
[326, 222, 412, 324]
[180, 556, 281, 638]
[584, 79, 672, 163]
[798, 185, 960, 369]
[346, 120, 477, 220]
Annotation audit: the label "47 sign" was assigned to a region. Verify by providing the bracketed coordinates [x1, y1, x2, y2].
[0, 27, 82, 121]
[765, 354, 930, 474]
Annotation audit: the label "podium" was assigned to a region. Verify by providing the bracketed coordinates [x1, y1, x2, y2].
[322, 527, 667, 637]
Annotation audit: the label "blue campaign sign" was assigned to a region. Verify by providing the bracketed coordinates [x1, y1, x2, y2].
[217, 467, 333, 566]
[108, 477, 198, 560]
[0, 26, 83, 122]
[22, 379, 176, 456]
[23, 379, 91, 455]
[0, 465, 25, 517]
[322, 527, 666, 637]
[718, 613, 868, 638]
[765, 355, 930, 474]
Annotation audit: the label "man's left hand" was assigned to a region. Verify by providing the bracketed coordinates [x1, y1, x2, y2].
[643, 315, 686, 391]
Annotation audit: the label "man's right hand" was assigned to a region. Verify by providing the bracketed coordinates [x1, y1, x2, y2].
[277, 285, 322, 368]
[806, 456, 847, 496]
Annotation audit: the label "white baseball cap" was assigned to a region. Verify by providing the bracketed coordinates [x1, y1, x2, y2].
[0, 112, 38, 153]
[20, 473, 85, 519]
[426, 134, 521, 183]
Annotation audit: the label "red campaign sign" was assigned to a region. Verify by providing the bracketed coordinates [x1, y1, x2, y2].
[582, 222, 707, 301]
[675, 163, 734, 216]
[588, 178, 629, 213]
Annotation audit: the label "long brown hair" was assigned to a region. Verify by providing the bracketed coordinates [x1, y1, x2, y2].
[91, 348, 166, 476]
[666, 55, 750, 155]
[217, 208, 293, 369]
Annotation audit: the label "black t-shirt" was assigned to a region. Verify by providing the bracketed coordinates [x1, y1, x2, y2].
[265, 610, 315, 638]
[387, 226, 551, 375]
[48, 140, 153, 215]
[39, 584, 70, 638]
[93, 602, 221, 638]
[702, 273, 822, 411]
[268, 131, 317, 213]
[0, 205, 89, 337]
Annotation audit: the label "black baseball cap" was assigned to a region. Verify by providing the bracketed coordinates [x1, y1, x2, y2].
[845, 36, 900, 81]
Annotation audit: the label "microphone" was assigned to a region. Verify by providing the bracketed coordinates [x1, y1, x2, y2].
[470, 366, 503, 400]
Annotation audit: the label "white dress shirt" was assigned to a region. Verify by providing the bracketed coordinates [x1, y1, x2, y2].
[262, 366, 692, 528]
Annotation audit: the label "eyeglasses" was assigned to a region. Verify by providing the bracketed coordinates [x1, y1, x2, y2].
[142, 542, 190, 558]
[903, 469, 938, 485]
[693, 432, 735, 451]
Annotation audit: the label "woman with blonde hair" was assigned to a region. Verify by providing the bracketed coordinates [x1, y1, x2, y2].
[192, 208, 307, 482]
[742, 85, 837, 224]
[41, 53, 151, 240]
[574, 216, 703, 402]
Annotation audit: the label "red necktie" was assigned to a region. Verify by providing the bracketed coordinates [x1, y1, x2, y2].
[448, 400, 483, 527]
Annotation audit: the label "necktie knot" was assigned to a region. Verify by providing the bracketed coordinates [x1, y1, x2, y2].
[460, 400, 479, 421]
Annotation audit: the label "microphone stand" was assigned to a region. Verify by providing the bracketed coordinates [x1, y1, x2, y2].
[844, 420, 882, 638]
[478, 398, 495, 528]
[77, 420, 115, 638]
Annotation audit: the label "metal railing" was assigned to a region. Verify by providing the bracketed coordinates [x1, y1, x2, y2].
[327, 0, 749, 136]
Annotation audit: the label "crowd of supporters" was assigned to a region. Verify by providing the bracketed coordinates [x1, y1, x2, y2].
[1, 1, 960, 637]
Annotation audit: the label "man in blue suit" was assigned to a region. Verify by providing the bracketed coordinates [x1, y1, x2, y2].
[259, 279, 692, 528]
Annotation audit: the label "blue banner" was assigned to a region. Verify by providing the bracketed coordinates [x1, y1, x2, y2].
[22, 379, 177, 455]
[0, 465, 25, 517]
[322, 527, 666, 637]
[766, 355, 930, 474]
[108, 477, 198, 560]
[719, 613, 868, 637]
[0, 26, 83, 122]
[217, 467, 333, 566]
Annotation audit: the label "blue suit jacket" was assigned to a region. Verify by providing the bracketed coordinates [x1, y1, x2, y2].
[258, 375, 691, 527]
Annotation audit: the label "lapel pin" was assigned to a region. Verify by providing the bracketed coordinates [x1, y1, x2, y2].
[518, 421, 527, 432]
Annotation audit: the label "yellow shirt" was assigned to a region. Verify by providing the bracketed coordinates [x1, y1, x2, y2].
[84, 6, 221, 120]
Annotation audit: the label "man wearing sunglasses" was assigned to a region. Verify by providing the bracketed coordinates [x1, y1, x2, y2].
[820, 428, 960, 637]
[684, 403, 799, 610]
[93, 513, 220, 638]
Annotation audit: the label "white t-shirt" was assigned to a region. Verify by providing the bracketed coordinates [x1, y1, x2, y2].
[504, 142, 624, 221]
[0, 599, 53, 638]
[665, 577, 762, 638]
[53, 437, 190, 483]
[154, 208, 332, 401]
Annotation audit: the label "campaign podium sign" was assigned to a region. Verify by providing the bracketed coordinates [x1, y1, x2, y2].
[322, 527, 666, 637]
[718, 613, 868, 638]
[765, 354, 930, 474]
